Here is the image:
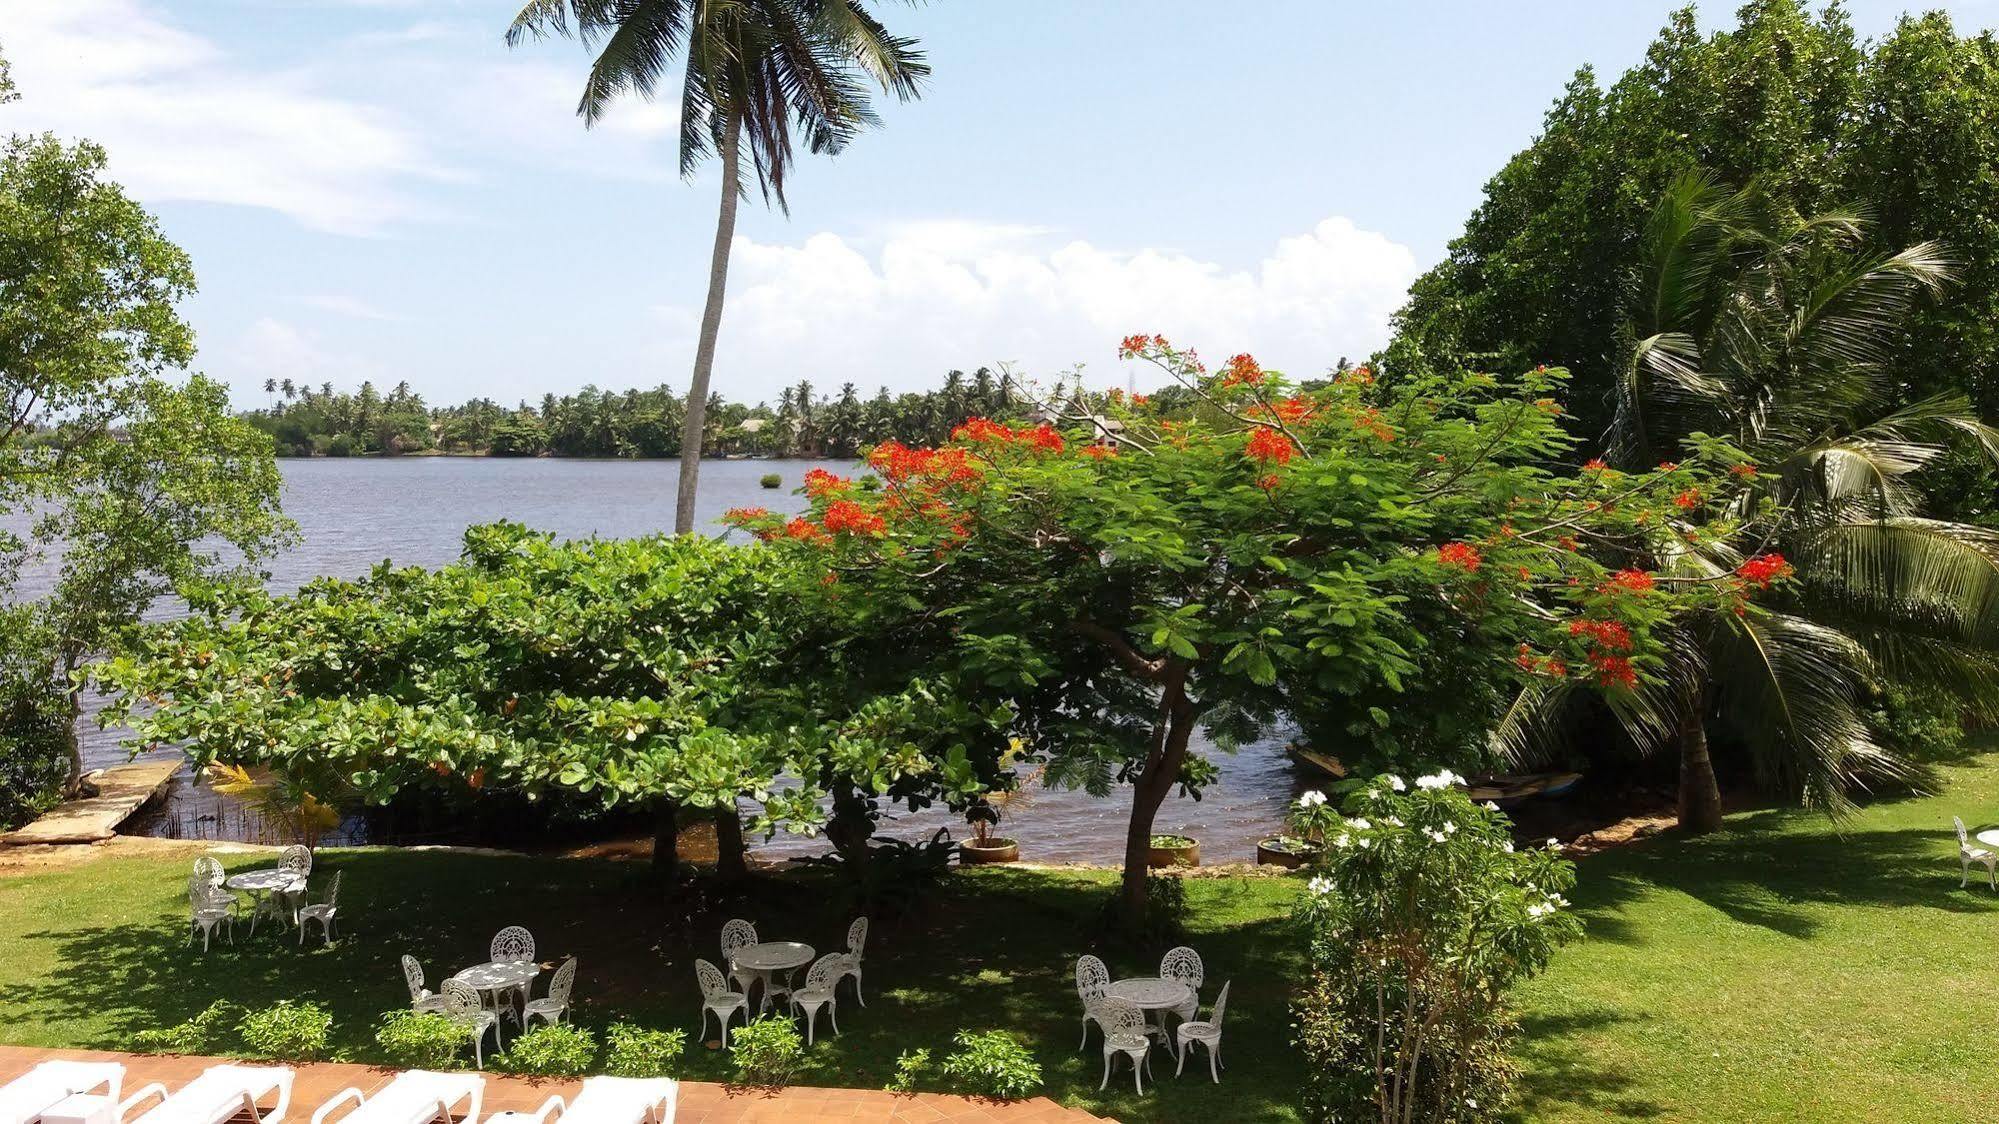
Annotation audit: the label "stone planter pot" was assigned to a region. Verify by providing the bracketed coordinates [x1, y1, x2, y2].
[960, 837, 1019, 865]
[1146, 835, 1200, 868]
[1256, 837, 1324, 869]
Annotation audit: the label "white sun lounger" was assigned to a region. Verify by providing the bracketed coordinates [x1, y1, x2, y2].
[0, 1060, 125, 1124]
[487, 1077, 676, 1124]
[309, 1071, 483, 1124]
[118, 1063, 293, 1124]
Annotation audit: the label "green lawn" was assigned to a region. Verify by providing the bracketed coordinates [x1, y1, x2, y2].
[4, 759, 1998, 1122]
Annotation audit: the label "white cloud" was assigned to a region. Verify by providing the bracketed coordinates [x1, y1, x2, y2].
[663, 216, 1419, 398]
[4, 0, 443, 235]
[222, 318, 384, 394]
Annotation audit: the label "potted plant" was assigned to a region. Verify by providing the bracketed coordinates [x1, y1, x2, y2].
[1146, 832, 1200, 868]
[959, 799, 1018, 864]
[1255, 834, 1323, 869]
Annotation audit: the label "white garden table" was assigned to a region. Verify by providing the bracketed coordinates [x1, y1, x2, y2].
[731, 941, 814, 1013]
[1977, 829, 1999, 850]
[224, 869, 304, 936]
[453, 960, 541, 1026]
[1107, 976, 1193, 1049]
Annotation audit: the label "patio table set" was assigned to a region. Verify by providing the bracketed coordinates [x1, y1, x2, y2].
[1074, 945, 1231, 1093]
[185, 849, 342, 950]
[400, 926, 578, 1069]
[695, 917, 869, 1047]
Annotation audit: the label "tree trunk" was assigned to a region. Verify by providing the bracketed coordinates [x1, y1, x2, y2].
[826, 783, 875, 871]
[58, 647, 90, 796]
[651, 800, 681, 880]
[1676, 699, 1723, 835]
[674, 116, 742, 535]
[1118, 673, 1194, 923]
[714, 799, 749, 881]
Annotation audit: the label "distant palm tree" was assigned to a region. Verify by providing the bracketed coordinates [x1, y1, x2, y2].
[1502, 172, 1999, 833]
[263, 377, 277, 409]
[508, 0, 928, 532]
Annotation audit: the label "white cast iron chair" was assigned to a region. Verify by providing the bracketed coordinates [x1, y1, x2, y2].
[1096, 998, 1153, 1094]
[400, 956, 452, 1014]
[1955, 817, 1997, 890]
[789, 953, 849, 1046]
[837, 917, 868, 1005]
[441, 979, 501, 1069]
[694, 958, 748, 1048]
[1075, 955, 1112, 1050]
[297, 871, 342, 946]
[1173, 980, 1230, 1082]
[524, 956, 577, 1029]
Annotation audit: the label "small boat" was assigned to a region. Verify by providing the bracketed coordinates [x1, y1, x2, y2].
[1285, 742, 1347, 778]
[1465, 771, 1583, 808]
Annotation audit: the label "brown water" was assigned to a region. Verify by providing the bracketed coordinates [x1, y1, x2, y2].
[16, 457, 1306, 863]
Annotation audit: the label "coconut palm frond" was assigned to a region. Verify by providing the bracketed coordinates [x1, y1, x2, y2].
[1784, 442, 1929, 516]
[1488, 679, 1575, 769]
[1709, 611, 1909, 814]
[1798, 517, 1999, 646]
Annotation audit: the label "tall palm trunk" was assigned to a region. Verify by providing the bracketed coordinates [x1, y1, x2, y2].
[1676, 693, 1723, 834]
[674, 117, 741, 535]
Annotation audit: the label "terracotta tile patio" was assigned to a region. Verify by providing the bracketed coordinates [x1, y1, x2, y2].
[0, 1045, 1115, 1124]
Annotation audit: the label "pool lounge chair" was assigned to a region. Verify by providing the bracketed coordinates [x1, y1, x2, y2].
[117, 1064, 292, 1124]
[309, 1070, 483, 1124]
[0, 1060, 125, 1124]
[485, 1077, 676, 1124]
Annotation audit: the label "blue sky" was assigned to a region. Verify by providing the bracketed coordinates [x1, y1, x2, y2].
[7, 0, 1996, 408]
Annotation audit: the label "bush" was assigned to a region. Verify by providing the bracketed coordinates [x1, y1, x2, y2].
[884, 1048, 931, 1094]
[939, 1031, 1042, 1100]
[730, 1016, 805, 1088]
[374, 1010, 468, 1070]
[602, 1023, 687, 1078]
[759, 473, 782, 489]
[0, 611, 71, 832]
[133, 1001, 241, 1055]
[494, 1024, 598, 1077]
[1869, 682, 1968, 763]
[237, 1001, 333, 1061]
[1290, 775, 1580, 1123]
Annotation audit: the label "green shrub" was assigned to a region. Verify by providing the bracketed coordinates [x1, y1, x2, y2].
[759, 473, 782, 489]
[940, 1031, 1041, 1100]
[602, 1023, 687, 1078]
[133, 1001, 241, 1055]
[237, 1001, 332, 1061]
[1869, 683, 1967, 763]
[0, 611, 71, 832]
[884, 1048, 931, 1094]
[373, 1010, 467, 1070]
[494, 1024, 597, 1077]
[730, 1016, 805, 1088]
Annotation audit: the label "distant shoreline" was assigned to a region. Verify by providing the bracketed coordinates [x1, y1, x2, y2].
[272, 451, 844, 461]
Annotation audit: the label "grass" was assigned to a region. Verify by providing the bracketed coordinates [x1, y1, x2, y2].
[5, 756, 1999, 1122]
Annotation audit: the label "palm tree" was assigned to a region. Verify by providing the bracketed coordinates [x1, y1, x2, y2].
[508, 0, 928, 532]
[1503, 172, 1999, 833]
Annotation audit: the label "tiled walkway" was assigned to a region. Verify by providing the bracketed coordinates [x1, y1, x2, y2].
[0, 1046, 1114, 1124]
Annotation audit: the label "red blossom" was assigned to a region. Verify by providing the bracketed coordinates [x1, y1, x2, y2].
[1567, 618, 1633, 651]
[1222, 353, 1264, 387]
[1080, 444, 1116, 460]
[1604, 569, 1656, 595]
[782, 518, 827, 543]
[953, 417, 1017, 444]
[1730, 463, 1759, 478]
[1131, 394, 1151, 407]
[1673, 488, 1702, 509]
[1245, 427, 1295, 465]
[803, 468, 851, 497]
[1583, 458, 1609, 472]
[1023, 423, 1066, 453]
[1256, 473, 1281, 491]
[822, 500, 887, 537]
[1657, 461, 1680, 472]
[723, 506, 770, 523]
[1351, 406, 1395, 442]
[1590, 653, 1638, 689]
[1736, 553, 1794, 589]
[1118, 334, 1155, 357]
[1558, 535, 1580, 552]
[1437, 542, 1484, 573]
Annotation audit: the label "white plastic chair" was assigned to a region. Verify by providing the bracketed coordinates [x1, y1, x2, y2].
[1075, 954, 1111, 1050]
[485, 1077, 677, 1124]
[1160, 945, 1205, 1026]
[1955, 817, 1996, 890]
[789, 953, 849, 1045]
[297, 871, 341, 946]
[0, 1060, 124, 1124]
[1173, 980, 1230, 1082]
[524, 956, 577, 1028]
[838, 917, 868, 1006]
[694, 958, 748, 1048]
[441, 978, 501, 1069]
[719, 919, 758, 994]
[400, 956, 452, 1014]
[187, 877, 236, 952]
[309, 1069, 483, 1124]
[1096, 998, 1152, 1094]
[116, 1064, 292, 1124]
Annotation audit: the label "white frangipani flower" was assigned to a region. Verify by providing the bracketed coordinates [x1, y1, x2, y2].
[1483, 801, 1500, 812]
[1348, 817, 1372, 831]
[1308, 876, 1335, 896]
[1381, 774, 1406, 792]
[1415, 769, 1461, 790]
[1297, 790, 1328, 808]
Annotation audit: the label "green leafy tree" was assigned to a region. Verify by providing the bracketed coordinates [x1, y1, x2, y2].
[1499, 175, 1999, 834]
[732, 339, 1756, 920]
[507, 0, 928, 533]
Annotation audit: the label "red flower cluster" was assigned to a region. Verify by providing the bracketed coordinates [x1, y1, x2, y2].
[723, 506, 770, 522]
[1658, 462, 1680, 472]
[1437, 542, 1483, 572]
[867, 440, 983, 487]
[1567, 618, 1633, 651]
[1583, 458, 1609, 472]
[1351, 406, 1395, 442]
[1672, 488, 1702, 509]
[1603, 569, 1656, 595]
[1222, 353, 1264, 387]
[950, 417, 1065, 454]
[1730, 463, 1759, 478]
[803, 468, 851, 497]
[1119, 334, 1167, 357]
[1591, 654, 1638, 689]
[1258, 396, 1316, 425]
[1256, 473, 1281, 491]
[1337, 366, 1375, 387]
[1131, 394, 1151, 407]
[1245, 427, 1295, 465]
[1736, 553, 1794, 589]
[1080, 444, 1117, 460]
[1024, 423, 1065, 453]
[822, 500, 886, 536]
[781, 518, 826, 543]
[1516, 644, 1571, 679]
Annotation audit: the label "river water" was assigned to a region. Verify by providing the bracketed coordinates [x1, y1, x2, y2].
[21, 457, 1304, 864]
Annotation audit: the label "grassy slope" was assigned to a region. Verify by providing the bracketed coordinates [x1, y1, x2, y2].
[5, 759, 1999, 1122]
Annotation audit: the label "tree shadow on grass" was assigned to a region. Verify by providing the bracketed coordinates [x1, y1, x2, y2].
[1508, 1008, 1667, 1121]
[1570, 811, 1999, 941]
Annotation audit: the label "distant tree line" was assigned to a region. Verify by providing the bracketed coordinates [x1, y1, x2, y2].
[245, 368, 1097, 459]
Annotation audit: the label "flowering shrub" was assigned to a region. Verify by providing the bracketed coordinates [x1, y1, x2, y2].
[1291, 775, 1580, 1122]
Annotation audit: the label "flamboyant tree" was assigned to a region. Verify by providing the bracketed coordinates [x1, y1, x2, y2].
[730, 337, 1768, 920]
